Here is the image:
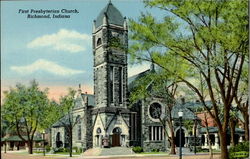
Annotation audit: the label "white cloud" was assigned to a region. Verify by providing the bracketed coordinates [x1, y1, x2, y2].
[128, 63, 150, 77]
[27, 29, 91, 53]
[10, 59, 85, 76]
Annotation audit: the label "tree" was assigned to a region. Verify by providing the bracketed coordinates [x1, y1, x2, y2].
[229, 108, 240, 147]
[234, 64, 249, 141]
[2, 80, 57, 154]
[203, 111, 213, 159]
[128, 1, 248, 158]
[129, 69, 178, 154]
[57, 88, 81, 157]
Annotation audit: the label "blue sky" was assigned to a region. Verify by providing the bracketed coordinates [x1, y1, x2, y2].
[1, 0, 164, 100]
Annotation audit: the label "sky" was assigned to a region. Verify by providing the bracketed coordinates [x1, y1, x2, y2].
[1, 0, 164, 101]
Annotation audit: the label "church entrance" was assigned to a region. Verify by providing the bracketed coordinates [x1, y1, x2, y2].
[175, 128, 185, 147]
[112, 127, 121, 147]
[112, 134, 120, 146]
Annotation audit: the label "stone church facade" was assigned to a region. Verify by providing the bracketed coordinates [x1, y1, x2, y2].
[51, 2, 184, 152]
[51, 2, 132, 151]
[52, 2, 243, 153]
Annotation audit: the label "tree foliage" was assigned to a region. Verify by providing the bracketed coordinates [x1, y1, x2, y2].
[129, 1, 248, 158]
[57, 88, 81, 157]
[2, 80, 58, 154]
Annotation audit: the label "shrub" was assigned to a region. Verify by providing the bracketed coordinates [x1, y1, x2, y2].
[63, 148, 69, 152]
[73, 146, 78, 153]
[195, 146, 203, 152]
[132, 146, 143, 153]
[58, 147, 64, 152]
[229, 141, 249, 159]
[151, 148, 160, 152]
[45, 145, 51, 152]
[79, 147, 84, 153]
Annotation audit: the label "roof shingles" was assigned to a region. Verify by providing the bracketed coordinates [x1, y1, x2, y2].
[95, 2, 124, 28]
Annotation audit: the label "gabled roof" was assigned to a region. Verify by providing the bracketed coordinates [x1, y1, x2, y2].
[184, 101, 213, 110]
[95, 2, 124, 27]
[172, 102, 197, 120]
[200, 127, 245, 135]
[128, 69, 151, 91]
[52, 115, 70, 127]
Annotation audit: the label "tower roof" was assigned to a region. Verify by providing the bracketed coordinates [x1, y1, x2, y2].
[95, 2, 124, 27]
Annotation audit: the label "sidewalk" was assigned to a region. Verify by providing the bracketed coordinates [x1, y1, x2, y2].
[2, 150, 221, 159]
[2, 153, 221, 159]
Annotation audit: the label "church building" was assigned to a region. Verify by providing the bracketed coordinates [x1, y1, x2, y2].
[51, 1, 245, 153]
[51, 1, 194, 152]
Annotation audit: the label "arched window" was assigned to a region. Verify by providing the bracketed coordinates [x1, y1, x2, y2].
[78, 125, 81, 140]
[76, 115, 81, 124]
[56, 132, 60, 141]
[76, 115, 81, 140]
[97, 38, 102, 46]
[113, 127, 122, 134]
[96, 128, 102, 134]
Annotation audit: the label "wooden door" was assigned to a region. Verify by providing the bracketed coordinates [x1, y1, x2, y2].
[112, 134, 120, 147]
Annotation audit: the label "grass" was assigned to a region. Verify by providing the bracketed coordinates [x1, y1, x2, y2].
[54, 152, 81, 155]
[138, 152, 169, 155]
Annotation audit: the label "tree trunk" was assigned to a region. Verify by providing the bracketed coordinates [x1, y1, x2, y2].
[219, 130, 229, 159]
[206, 129, 213, 159]
[204, 113, 213, 159]
[69, 131, 73, 157]
[28, 141, 33, 154]
[4, 142, 7, 153]
[243, 111, 249, 141]
[160, 117, 175, 154]
[229, 118, 236, 146]
[170, 127, 176, 154]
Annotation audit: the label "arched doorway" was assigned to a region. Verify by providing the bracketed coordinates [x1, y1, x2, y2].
[96, 128, 102, 147]
[56, 132, 62, 148]
[112, 127, 121, 147]
[175, 128, 185, 147]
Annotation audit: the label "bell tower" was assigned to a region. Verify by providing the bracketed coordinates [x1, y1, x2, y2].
[93, 1, 128, 108]
[92, 2, 130, 148]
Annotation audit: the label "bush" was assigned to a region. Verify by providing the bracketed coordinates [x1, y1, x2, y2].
[57, 147, 64, 152]
[151, 148, 160, 152]
[79, 147, 84, 153]
[64, 148, 69, 152]
[45, 145, 51, 152]
[229, 141, 249, 159]
[132, 146, 143, 153]
[195, 146, 203, 152]
[73, 146, 78, 153]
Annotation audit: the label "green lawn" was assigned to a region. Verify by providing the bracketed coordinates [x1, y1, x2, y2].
[138, 152, 169, 155]
[54, 152, 81, 155]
